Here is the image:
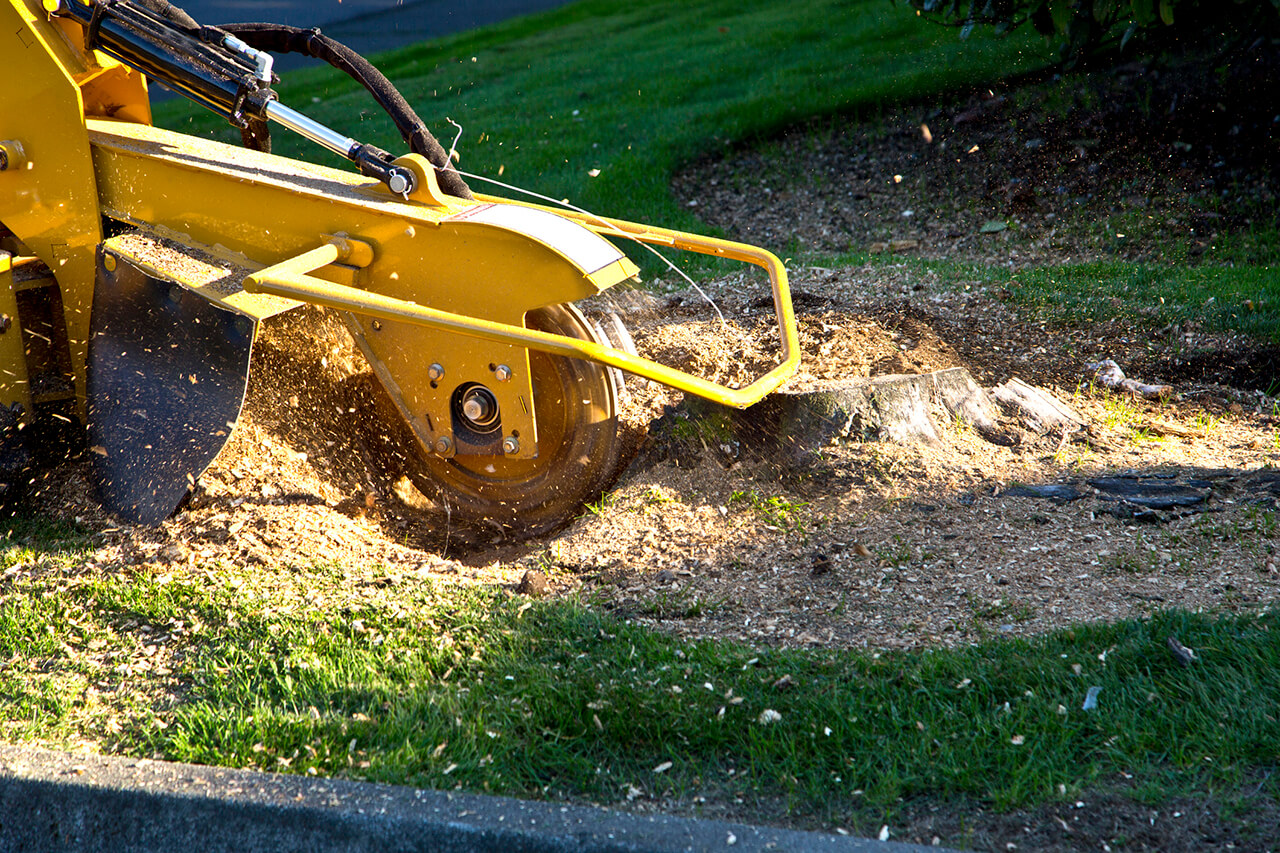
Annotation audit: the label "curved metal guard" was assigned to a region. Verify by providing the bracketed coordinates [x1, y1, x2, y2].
[245, 215, 800, 410]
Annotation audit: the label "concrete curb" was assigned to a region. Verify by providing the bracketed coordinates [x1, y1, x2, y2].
[0, 746, 952, 852]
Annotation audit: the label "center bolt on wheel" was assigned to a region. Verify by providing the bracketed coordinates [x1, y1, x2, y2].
[459, 385, 499, 430]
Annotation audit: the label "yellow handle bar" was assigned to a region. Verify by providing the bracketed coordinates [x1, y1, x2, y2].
[244, 218, 799, 410]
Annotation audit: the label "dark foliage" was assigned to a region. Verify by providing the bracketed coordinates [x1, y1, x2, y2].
[901, 0, 1280, 66]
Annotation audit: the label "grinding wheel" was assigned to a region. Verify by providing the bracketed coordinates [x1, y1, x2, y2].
[387, 303, 622, 539]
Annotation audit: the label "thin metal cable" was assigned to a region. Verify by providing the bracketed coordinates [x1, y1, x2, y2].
[444, 117, 464, 167]
[453, 167, 727, 328]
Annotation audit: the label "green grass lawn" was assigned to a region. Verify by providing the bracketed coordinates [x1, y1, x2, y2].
[827, 253, 1280, 345]
[1007, 263, 1280, 345]
[5, 515, 1280, 833]
[152, 0, 1278, 339]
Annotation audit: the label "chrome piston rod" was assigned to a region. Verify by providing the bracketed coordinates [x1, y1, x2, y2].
[263, 100, 358, 159]
[264, 101, 415, 195]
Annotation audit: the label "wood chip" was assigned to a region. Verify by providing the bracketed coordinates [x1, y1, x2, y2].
[1167, 636, 1196, 667]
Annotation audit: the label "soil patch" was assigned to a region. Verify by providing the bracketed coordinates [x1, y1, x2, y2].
[673, 45, 1278, 269]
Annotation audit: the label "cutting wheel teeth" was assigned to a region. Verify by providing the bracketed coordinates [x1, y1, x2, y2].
[607, 310, 648, 389]
[590, 317, 630, 405]
[588, 308, 649, 403]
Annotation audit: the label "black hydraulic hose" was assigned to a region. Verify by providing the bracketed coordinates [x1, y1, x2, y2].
[219, 22, 472, 200]
[129, 0, 199, 32]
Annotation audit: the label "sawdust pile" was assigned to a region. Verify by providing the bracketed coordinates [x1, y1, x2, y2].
[23, 251, 1280, 657]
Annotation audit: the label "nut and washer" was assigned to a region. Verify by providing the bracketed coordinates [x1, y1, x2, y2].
[433, 435, 454, 455]
[427, 363, 445, 382]
[388, 173, 410, 195]
[501, 436, 520, 455]
[493, 364, 512, 382]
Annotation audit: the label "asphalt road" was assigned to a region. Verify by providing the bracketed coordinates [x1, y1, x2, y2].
[1, 744, 950, 853]
[168, 0, 576, 56]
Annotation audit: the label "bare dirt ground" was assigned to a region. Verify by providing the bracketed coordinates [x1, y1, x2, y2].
[21, 48, 1280, 851]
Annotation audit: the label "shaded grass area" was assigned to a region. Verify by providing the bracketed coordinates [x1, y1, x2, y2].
[4, 519, 1280, 832]
[1008, 263, 1280, 345]
[827, 251, 1280, 346]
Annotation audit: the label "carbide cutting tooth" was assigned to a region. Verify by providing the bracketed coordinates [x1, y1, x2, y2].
[608, 310, 647, 390]
[589, 318, 628, 405]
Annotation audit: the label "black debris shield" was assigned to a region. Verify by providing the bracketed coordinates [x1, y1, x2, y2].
[87, 245, 254, 524]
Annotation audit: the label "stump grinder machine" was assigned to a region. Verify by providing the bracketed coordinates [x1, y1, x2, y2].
[0, 0, 799, 535]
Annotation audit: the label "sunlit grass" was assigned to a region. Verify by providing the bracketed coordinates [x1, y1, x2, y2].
[149, 0, 1277, 339]
[4, 539, 1280, 830]
[824, 254, 1280, 345]
[1005, 262, 1280, 344]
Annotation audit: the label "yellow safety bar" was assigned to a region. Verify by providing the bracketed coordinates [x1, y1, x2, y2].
[244, 218, 800, 410]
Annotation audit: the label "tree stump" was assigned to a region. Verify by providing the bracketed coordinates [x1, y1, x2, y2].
[650, 367, 1023, 464]
[990, 377, 1085, 435]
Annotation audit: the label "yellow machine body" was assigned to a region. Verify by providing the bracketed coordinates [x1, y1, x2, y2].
[0, 0, 799, 528]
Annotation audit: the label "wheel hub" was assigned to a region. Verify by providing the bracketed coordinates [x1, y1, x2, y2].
[384, 303, 623, 538]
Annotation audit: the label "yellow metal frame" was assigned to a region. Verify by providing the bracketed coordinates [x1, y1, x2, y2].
[244, 217, 799, 410]
[0, 253, 33, 418]
[5, 0, 800, 488]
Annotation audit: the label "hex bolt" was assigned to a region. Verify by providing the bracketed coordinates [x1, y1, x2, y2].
[0, 314, 11, 334]
[460, 386, 499, 427]
[502, 436, 520, 455]
[434, 435, 453, 455]
[427, 363, 445, 382]
[493, 364, 512, 382]
[463, 397, 495, 425]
